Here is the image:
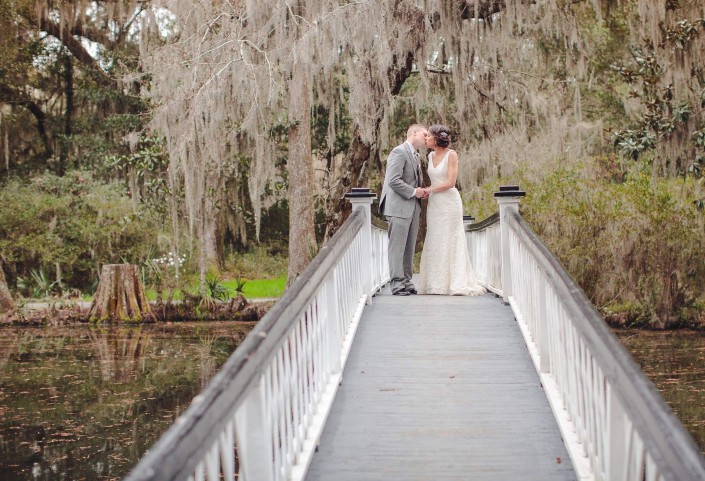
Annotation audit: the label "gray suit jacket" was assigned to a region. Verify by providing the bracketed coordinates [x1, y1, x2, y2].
[379, 142, 421, 219]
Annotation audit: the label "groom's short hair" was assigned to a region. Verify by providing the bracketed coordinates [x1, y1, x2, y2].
[407, 124, 426, 138]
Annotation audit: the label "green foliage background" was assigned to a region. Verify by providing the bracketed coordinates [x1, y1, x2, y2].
[467, 157, 705, 328]
[0, 171, 162, 292]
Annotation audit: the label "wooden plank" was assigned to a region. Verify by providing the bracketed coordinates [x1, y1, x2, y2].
[305, 287, 577, 481]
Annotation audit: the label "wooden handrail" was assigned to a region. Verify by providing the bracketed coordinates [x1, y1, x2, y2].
[465, 211, 499, 231]
[371, 215, 389, 231]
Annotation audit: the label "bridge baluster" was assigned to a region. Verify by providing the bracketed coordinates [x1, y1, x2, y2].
[219, 422, 235, 481]
[605, 385, 628, 481]
[204, 442, 220, 481]
[234, 380, 275, 481]
[323, 270, 343, 376]
[537, 266, 550, 373]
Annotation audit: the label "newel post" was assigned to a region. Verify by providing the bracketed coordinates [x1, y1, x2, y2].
[463, 215, 476, 281]
[494, 185, 526, 303]
[345, 188, 376, 303]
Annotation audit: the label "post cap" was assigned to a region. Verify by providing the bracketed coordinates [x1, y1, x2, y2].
[344, 187, 377, 199]
[494, 185, 526, 198]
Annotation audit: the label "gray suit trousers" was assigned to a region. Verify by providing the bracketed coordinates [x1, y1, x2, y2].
[387, 201, 421, 294]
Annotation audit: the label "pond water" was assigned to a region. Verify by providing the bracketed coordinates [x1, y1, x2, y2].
[0, 322, 253, 481]
[1, 324, 702, 480]
[614, 329, 705, 453]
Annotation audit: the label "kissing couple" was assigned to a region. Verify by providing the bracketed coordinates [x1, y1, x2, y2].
[378, 123, 486, 297]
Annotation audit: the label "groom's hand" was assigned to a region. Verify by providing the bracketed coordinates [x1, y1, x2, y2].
[414, 187, 426, 199]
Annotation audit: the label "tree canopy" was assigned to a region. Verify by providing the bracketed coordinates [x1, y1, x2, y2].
[1, 0, 704, 325]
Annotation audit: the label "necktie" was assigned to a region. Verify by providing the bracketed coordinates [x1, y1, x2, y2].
[414, 152, 421, 186]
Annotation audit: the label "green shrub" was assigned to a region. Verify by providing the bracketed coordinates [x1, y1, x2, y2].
[0, 170, 167, 295]
[465, 158, 705, 328]
[225, 244, 287, 279]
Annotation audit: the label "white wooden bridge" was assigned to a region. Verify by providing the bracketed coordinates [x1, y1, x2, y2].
[125, 186, 705, 481]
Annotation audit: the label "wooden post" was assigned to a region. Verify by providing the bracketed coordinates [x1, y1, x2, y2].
[463, 215, 476, 284]
[494, 185, 525, 304]
[88, 264, 154, 323]
[345, 188, 377, 304]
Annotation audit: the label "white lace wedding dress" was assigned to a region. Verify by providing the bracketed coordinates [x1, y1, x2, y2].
[417, 150, 486, 296]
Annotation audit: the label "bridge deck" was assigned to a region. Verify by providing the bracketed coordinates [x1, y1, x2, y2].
[305, 286, 576, 481]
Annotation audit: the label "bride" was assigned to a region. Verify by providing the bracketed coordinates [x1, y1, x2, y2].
[417, 125, 486, 296]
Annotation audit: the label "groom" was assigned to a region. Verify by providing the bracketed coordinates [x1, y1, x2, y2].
[379, 124, 429, 296]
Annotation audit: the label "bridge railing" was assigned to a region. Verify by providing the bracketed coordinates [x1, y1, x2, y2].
[466, 186, 705, 481]
[371, 215, 390, 295]
[125, 189, 387, 481]
[465, 212, 502, 295]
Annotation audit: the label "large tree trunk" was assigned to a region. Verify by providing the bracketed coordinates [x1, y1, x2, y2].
[58, 52, 72, 177]
[323, 127, 376, 241]
[0, 264, 14, 314]
[168, 176, 182, 283]
[203, 190, 223, 267]
[88, 264, 153, 322]
[324, 50, 416, 240]
[287, 66, 317, 287]
[197, 174, 224, 295]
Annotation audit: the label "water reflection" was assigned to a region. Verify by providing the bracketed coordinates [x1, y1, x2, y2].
[0, 322, 252, 480]
[615, 329, 705, 453]
[88, 327, 150, 383]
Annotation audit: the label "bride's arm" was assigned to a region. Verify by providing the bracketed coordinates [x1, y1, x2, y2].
[425, 151, 459, 193]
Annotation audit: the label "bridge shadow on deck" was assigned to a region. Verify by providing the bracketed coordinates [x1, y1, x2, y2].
[305, 284, 577, 481]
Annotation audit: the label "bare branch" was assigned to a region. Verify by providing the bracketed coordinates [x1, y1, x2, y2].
[38, 17, 117, 88]
[459, 0, 507, 20]
[468, 80, 508, 113]
[116, 4, 146, 45]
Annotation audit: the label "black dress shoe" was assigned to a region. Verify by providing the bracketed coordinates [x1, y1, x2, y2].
[393, 290, 411, 296]
[406, 288, 418, 295]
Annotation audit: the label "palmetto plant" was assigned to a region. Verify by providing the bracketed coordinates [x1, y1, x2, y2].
[193, 273, 230, 313]
[17, 269, 58, 299]
[233, 278, 247, 295]
[205, 272, 229, 302]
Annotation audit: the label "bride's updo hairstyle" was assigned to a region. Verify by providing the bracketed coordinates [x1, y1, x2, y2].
[429, 124, 452, 148]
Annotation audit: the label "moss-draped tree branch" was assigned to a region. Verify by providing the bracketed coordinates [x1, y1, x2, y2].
[38, 16, 117, 88]
[0, 84, 53, 158]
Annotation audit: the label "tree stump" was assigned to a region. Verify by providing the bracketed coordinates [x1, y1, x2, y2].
[0, 266, 14, 314]
[88, 264, 154, 323]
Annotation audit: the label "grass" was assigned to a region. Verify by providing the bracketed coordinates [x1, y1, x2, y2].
[141, 275, 287, 302]
[223, 275, 286, 299]
[144, 289, 183, 302]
